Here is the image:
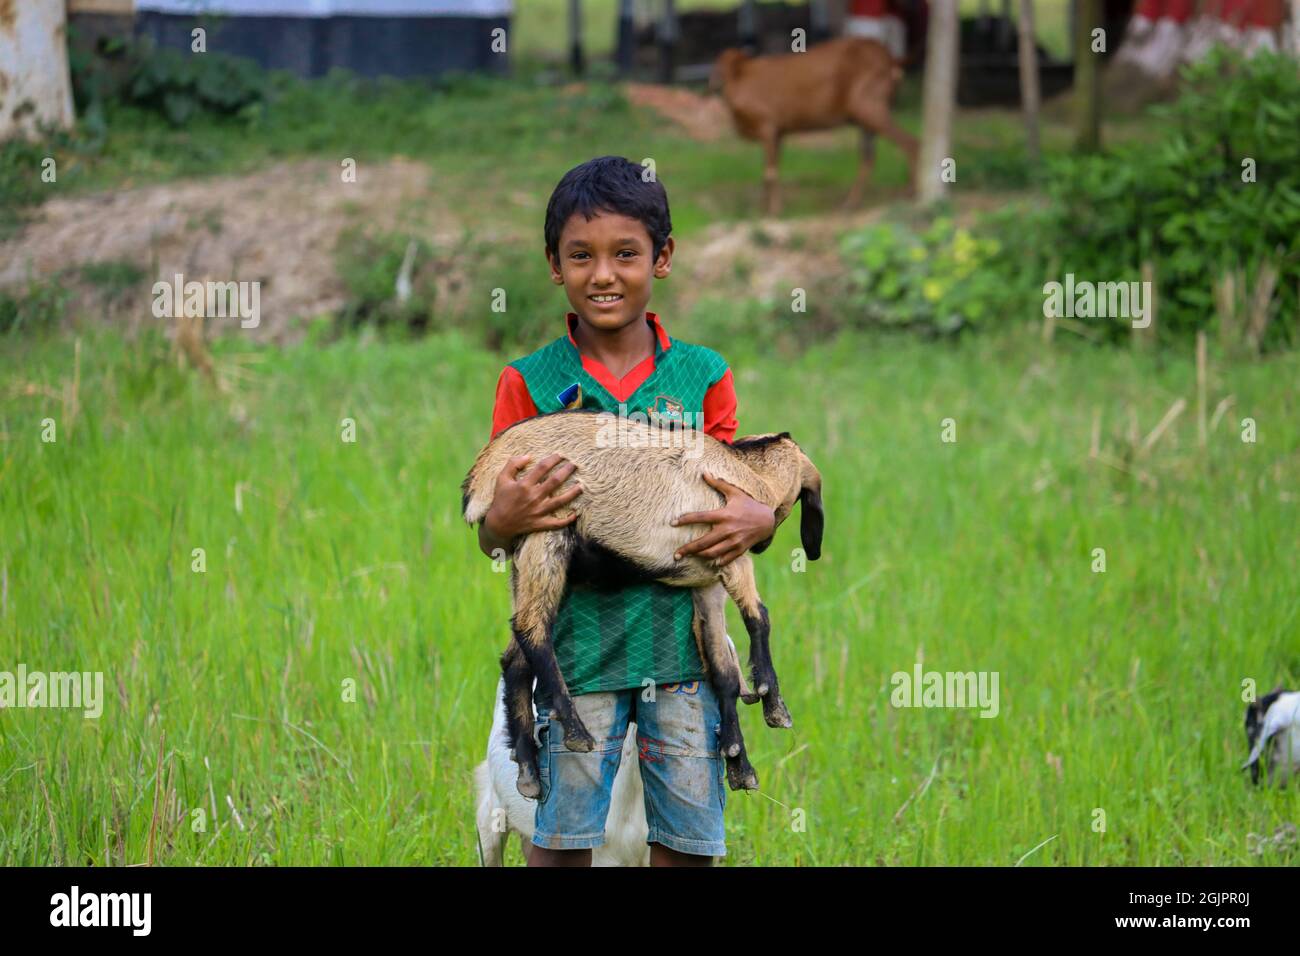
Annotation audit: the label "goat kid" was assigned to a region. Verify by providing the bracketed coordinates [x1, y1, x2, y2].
[462, 410, 823, 797]
[1243, 689, 1300, 785]
[476, 677, 649, 866]
[476, 633, 752, 865]
[711, 36, 918, 215]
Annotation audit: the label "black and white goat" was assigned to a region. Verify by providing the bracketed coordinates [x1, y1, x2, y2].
[1243, 689, 1300, 785]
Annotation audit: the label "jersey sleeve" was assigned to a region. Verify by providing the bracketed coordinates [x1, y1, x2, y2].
[490, 366, 539, 440]
[702, 367, 738, 444]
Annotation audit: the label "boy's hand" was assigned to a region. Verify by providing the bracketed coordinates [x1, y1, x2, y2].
[671, 472, 776, 568]
[482, 453, 583, 549]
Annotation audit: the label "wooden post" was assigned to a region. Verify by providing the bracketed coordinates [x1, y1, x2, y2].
[811, 0, 831, 44]
[1074, 0, 1102, 151]
[616, 0, 636, 76]
[569, 0, 585, 77]
[1018, 0, 1041, 164]
[1196, 330, 1207, 449]
[739, 0, 759, 53]
[658, 0, 677, 84]
[919, 0, 959, 204]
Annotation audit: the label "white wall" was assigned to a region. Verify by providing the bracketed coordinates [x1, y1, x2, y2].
[135, 0, 512, 15]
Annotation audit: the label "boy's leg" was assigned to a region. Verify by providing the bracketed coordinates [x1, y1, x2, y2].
[635, 679, 728, 864]
[530, 686, 632, 864]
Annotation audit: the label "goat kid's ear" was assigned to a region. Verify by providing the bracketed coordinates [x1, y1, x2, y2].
[799, 487, 823, 561]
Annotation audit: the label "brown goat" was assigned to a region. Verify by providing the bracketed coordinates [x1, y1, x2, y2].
[711, 36, 918, 215]
[462, 410, 824, 796]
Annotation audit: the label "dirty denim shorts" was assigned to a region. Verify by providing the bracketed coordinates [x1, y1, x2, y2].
[532, 680, 727, 857]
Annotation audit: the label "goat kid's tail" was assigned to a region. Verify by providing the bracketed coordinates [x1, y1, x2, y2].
[460, 446, 500, 526]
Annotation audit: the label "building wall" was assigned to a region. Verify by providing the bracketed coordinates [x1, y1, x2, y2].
[132, 0, 511, 78]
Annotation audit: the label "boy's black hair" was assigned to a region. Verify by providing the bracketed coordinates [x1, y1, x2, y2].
[544, 156, 673, 263]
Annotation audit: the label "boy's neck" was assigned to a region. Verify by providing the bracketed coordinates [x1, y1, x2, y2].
[571, 312, 657, 381]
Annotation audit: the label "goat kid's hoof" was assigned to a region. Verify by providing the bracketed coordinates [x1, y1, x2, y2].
[726, 758, 760, 792]
[739, 688, 761, 705]
[763, 694, 794, 729]
[562, 724, 596, 753]
[515, 762, 541, 800]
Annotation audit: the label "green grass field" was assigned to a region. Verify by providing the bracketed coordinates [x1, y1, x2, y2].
[1, 33, 1296, 866]
[2, 323, 1296, 865]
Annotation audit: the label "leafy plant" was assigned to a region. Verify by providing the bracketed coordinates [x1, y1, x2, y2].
[126, 46, 271, 126]
[839, 217, 1026, 334]
[1001, 48, 1300, 349]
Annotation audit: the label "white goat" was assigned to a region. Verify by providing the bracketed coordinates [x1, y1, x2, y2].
[474, 636, 752, 866]
[1243, 689, 1300, 786]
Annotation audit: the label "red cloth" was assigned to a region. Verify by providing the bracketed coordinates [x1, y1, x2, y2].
[1133, 0, 1281, 26]
[490, 312, 738, 444]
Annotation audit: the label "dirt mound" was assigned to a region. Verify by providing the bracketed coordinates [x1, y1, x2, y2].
[0, 157, 453, 341]
[675, 208, 883, 318]
[624, 82, 733, 142]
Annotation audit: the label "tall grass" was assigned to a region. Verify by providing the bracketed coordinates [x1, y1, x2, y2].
[2, 324, 1296, 865]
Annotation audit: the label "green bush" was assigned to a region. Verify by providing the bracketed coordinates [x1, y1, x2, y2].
[839, 217, 1026, 334]
[126, 46, 271, 126]
[0, 282, 70, 336]
[1005, 48, 1300, 349]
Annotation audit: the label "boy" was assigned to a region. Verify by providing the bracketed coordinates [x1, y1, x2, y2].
[476, 156, 775, 867]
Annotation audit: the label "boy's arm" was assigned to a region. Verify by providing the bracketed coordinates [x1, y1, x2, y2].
[674, 368, 775, 567]
[477, 367, 580, 559]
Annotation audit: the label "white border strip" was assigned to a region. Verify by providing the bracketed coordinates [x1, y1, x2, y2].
[136, 0, 511, 17]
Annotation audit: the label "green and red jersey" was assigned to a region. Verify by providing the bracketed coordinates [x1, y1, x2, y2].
[490, 311, 738, 695]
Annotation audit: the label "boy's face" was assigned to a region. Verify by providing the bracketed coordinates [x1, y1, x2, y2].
[547, 211, 674, 334]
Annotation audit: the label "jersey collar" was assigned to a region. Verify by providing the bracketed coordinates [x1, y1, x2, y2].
[565, 311, 672, 355]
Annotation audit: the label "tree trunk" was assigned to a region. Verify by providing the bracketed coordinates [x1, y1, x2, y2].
[918, 0, 959, 204]
[1018, 0, 1042, 163]
[1074, 0, 1102, 151]
[0, 0, 76, 140]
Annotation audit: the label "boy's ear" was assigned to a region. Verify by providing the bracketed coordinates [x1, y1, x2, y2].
[654, 236, 675, 279]
[546, 247, 564, 284]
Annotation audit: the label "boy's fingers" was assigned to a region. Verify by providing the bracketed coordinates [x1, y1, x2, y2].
[538, 512, 579, 529]
[674, 528, 729, 560]
[702, 472, 740, 496]
[692, 536, 743, 563]
[546, 483, 583, 509]
[536, 461, 577, 495]
[523, 452, 567, 483]
[672, 508, 723, 527]
[505, 454, 533, 479]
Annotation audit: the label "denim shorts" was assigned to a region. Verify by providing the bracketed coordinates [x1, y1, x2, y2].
[532, 680, 727, 857]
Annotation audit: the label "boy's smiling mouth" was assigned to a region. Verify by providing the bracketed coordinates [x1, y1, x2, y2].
[588, 294, 624, 307]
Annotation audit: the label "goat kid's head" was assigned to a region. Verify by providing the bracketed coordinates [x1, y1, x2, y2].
[732, 432, 823, 561]
[1243, 686, 1287, 784]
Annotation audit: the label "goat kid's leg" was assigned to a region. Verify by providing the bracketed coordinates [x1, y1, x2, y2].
[499, 640, 541, 798]
[855, 100, 919, 198]
[721, 556, 793, 729]
[845, 128, 876, 209]
[693, 585, 759, 791]
[761, 129, 783, 216]
[510, 532, 595, 754]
